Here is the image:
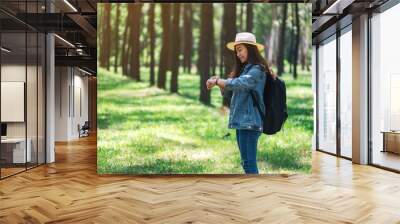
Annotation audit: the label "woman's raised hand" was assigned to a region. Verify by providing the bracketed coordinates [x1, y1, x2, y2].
[206, 76, 218, 90]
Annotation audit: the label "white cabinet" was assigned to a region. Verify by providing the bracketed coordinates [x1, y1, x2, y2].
[1, 138, 32, 163]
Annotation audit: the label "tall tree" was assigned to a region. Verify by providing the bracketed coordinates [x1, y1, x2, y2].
[100, 3, 111, 70]
[198, 3, 213, 105]
[113, 4, 120, 73]
[293, 4, 300, 79]
[267, 6, 278, 67]
[129, 3, 142, 81]
[148, 4, 156, 86]
[121, 7, 131, 76]
[139, 6, 147, 67]
[157, 4, 171, 89]
[277, 5, 288, 76]
[170, 3, 181, 93]
[210, 7, 216, 77]
[239, 3, 244, 31]
[167, 5, 175, 72]
[183, 4, 193, 73]
[300, 5, 311, 71]
[221, 3, 236, 107]
[219, 9, 224, 78]
[289, 5, 295, 73]
[246, 3, 253, 32]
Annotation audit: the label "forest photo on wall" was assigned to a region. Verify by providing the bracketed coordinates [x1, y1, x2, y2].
[97, 3, 313, 174]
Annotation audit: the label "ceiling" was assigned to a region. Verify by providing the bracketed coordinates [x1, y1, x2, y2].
[0, 0, 97, 75]
[312, 0, 390, 44]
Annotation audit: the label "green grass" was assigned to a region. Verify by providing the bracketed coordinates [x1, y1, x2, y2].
[97, 67, 313, 174]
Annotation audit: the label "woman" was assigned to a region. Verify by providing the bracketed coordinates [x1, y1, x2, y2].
[206, 32, 274, 174]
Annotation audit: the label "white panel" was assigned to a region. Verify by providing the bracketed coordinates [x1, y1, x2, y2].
[74, 86, 81, 137]
[390, 74, 400, 130]
[340, 29, 352, 158]
[318, 37, 337, 154]
[312, 45, 317, 151]
[46, 32, 55, 163]
[1, 82, 25, 122]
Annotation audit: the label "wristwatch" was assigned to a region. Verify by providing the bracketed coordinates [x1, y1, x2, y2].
[215, 78, 219, 86]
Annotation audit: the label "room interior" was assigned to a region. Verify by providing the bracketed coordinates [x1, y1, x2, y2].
[0, 0, 399, 222]
[0, 0, 97, 179]
[312, 0, 400, 173]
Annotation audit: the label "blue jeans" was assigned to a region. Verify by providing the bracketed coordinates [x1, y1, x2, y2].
[235, 129, 262, 174]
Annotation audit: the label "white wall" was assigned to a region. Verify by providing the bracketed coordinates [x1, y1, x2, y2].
[371, 4, 400, 160]
[72, 72, 89, 138]
[312, 45, 317, 151]
[54, 67, 89, 141]
[55, 66, 69, 141]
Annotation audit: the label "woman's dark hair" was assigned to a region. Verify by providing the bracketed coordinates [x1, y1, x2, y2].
[229, 43, 275, 79]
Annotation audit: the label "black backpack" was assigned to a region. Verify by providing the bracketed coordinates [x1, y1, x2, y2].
[250, 68, 288, 135]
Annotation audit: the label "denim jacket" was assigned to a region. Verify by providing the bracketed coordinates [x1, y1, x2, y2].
[221, 63, 266, 132]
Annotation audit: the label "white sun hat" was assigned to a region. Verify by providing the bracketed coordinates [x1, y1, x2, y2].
[226, 32, 264, 51]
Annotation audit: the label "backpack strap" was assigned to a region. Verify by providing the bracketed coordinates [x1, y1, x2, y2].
[246, 64, 267, 121]
[250, 90, 265, 121]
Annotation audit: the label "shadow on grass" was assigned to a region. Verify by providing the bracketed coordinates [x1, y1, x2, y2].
[286, 105, 312, 117]
[98, 91, 170, 106]
[98, 71, 134, 91]
[98, 109, 187, 130]
[99, 158, 210, 174]
[124, 136, 199, 156]
[284, 80, 312, 89]
[258, 146, 311, 172]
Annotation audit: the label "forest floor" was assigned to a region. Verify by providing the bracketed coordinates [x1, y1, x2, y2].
[97, 67, 313, 174]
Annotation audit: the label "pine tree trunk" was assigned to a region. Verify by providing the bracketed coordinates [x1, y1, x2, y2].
[148, 4, 155, 86]
[139, 8, 147, 67]
[289, 5, 295, 74]
[113, 4, 120, 73]
[239, 3, 244, 31]
[183, 4, 193, 74]
[267, 7, 277, 67]
[105, 4, 111, 71]
[100, 3, 111, 70]
[219, 13, 224, 78]
[157, 4, 171, 89]
[210, 10, 216, 77]
[246, 3, 253, 32]
[121, 8, 131, 76]
[127, 5, 134, 77]
[221, 3, 236, 107]
[199, 3, 213, 105]
[277, 5, 288, 77]
[167, 7, 174, 72]
[170, 3, 181, 93]
[293, 4, 300, 79]
[129, 4, 142, 81]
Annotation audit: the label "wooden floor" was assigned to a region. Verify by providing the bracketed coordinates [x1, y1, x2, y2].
[1, 135, 400, 223]
[0, 167, 26, 178]
[372, 150, 400, 171]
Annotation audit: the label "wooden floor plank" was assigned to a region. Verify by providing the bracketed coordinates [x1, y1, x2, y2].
[0, 134, 400, 223]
